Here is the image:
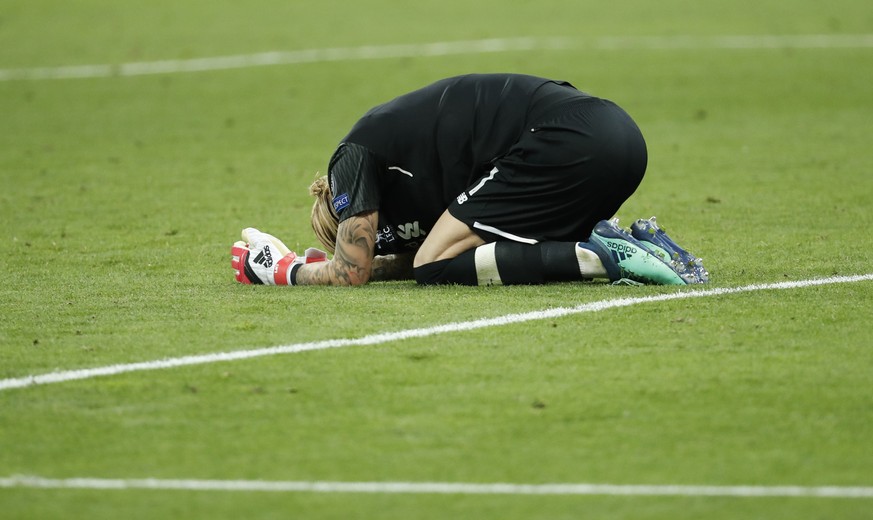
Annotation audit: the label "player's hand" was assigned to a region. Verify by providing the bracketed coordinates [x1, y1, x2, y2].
[231, 227, 327, 285]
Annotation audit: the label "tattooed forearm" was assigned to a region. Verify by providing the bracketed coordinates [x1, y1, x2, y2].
[371, 253, 415, 281]
[331, 218, 374, 284]
[295, 211, 378, 286]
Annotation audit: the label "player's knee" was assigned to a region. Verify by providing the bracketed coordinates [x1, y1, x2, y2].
[413, 259, 451, 285]
[413, 251, 480, 286]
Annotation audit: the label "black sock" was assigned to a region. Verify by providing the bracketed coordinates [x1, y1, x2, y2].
[413, 242, 583, 286]
[413, 253, 477, 285]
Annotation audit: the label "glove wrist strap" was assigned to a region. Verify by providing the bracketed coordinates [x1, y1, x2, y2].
[273, 254, 300, 285]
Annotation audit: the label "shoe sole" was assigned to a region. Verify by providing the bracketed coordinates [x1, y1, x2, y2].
[631, 217, 709, 284]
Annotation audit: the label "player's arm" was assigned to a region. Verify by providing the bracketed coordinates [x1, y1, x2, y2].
[294, 211, 378, 286]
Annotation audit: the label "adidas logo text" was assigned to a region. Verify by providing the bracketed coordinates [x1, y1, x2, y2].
[608, 241, 636, 262]
[253, 246, 274, 268]
[607, 242, 637, 254]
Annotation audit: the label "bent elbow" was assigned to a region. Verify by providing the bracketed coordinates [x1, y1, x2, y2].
[347, 274, 369, 286]
[341, 266, 371, 286]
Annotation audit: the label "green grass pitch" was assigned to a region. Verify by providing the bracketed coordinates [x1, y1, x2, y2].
[1, 1, 873, 518]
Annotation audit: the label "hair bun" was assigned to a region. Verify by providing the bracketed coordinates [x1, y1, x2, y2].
[309, 175, 331, 198]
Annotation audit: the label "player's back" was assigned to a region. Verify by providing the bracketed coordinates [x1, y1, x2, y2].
[344, 74, 567, 188]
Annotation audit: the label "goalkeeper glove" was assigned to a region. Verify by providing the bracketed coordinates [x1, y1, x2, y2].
[231, 227, 327, 285]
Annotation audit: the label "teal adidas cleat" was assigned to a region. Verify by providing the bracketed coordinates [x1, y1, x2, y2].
[631, 216, 709, 284]
[580, 219, 687, 285]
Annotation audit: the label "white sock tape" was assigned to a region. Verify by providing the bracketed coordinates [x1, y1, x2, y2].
[474, 243, 502, 286]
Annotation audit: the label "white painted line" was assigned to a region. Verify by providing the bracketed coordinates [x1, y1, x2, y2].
[0, 37, 563, 81]
[594, 33, 873, 50]
[1, 274, 871, 393]
[1, 475, 872, 498]
[2, 34, 872, 81]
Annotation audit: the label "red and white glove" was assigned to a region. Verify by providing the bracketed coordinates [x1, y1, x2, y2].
[231, 227, 327, 285]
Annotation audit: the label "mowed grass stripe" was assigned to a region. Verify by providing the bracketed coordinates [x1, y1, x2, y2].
[1, 274, 871, 392]
[2, 34, 872, 81]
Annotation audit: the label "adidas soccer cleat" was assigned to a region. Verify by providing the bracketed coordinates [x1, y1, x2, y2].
[630, 217, 709, 284]
[580, 219, 687, 285]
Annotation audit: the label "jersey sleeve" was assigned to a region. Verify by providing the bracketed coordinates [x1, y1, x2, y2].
[327, 142, 383, 222]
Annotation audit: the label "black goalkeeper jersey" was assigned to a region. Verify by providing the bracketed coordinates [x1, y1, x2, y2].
[326, 73, 583, 255]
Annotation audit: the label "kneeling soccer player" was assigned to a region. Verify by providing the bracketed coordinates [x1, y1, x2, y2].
[231, 73, 708, 287]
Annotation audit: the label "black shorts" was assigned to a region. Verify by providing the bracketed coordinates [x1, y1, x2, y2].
[448, 96, 647, 244]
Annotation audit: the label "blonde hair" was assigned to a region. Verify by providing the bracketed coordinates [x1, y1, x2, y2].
[309, 175, 339, 254]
